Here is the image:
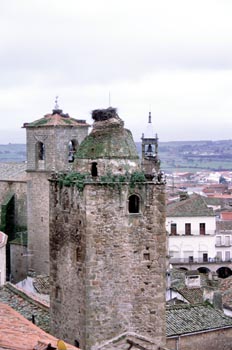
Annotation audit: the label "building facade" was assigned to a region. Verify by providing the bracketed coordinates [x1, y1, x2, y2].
[167, 194, 217, 264]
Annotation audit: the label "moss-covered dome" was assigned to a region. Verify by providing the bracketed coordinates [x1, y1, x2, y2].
[75, 108, 139, 160]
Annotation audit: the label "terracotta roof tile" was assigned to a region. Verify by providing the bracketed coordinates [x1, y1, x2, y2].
[24, 112, 89, 128]
[221, 212, 232, 220]
[0, 302, 77, 350]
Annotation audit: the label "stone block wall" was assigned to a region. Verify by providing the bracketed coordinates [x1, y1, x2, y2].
[26, 126, 88, 172]
[26, 124, 88, 276]
[49, 181, 167, 350]
[27, 172, 50, 275]
[10, 242, 27, 283]
[167, 328, 232, 350]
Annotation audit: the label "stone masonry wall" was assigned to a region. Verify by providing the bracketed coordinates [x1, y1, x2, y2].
[27, 126, 88, 172]
[49, 181, 166, 350]
[50, 181, 87, 346]
[10, 243, 27, 283]
[26, 124, 88, 275]
[27, 172, 50, 275]
[167, 328, 232, 350]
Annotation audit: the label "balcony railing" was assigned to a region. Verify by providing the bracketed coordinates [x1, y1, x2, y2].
[170, 257, 232, 264]
[169, 232, 216, 237]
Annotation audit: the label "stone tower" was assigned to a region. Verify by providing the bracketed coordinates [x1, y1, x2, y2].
[49, 108, 166, 350]
[23, 105, 89, 275]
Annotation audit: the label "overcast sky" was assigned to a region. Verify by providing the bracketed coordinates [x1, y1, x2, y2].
[1, 0, 232, 143]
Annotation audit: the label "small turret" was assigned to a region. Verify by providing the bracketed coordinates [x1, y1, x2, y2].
[141, 111, 160, 179]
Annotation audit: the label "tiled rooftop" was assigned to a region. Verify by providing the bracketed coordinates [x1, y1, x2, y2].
[175, 287, 204, 304]
[33, 275, 50, 295]
[217, 220, 232, 231]
[166, 304, 232, 337]
[23, 110, 89, 128]
[0, 302, 77, 350]
[0, 162, 27, 181]
[167, 194, 215, 217]
[0, 284, 50, 333]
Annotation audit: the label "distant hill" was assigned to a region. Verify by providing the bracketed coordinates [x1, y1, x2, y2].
[1, 140, 232, 172]
[136, 140, 232, 173]
[0, 144, 26, 162]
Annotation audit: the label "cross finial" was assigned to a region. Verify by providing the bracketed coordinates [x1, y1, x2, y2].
[54, 96, 59, 109]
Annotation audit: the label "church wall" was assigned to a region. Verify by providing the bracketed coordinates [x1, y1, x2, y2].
[26, 124, 88, 275]
[49, 181, 166, 350]
[27, 172, 50, 275]
[26, 126, 88, 172]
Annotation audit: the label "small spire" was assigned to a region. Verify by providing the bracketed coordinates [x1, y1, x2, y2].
[148, 111, 152, 124]
[54, 96, 59, 110]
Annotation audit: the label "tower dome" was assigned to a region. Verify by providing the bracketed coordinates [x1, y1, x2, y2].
[75, 107, 140, 175]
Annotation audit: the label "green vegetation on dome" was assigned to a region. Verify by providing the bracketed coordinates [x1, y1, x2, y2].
[29, 118, 51, 127]
[62, 118, 73, 124]
[57, 170, 147, 191]
[76, 128, 139, 159]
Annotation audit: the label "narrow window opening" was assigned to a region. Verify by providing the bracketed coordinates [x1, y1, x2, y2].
[38, 142, 45, 160]
[200, 223, 206, 235]
[185, 223, 191, 235]
[55, 286, 61, 301]
[225, 236, 230, 246]
[68, 140, 77, 163]
[171, 223, 177, 235]
[128, 194, 140, 213]
[203, 253, 208, 262]
[76, 247, 81, 261]
[91, 162, 98, 177]
[143, 253, 150, 260]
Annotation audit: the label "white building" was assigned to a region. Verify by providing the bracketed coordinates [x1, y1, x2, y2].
[0, 231, 8, 285]
[215, 211, 232, 262]
[167, 194, 217, 263]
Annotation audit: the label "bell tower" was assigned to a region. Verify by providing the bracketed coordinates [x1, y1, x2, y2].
[23, 102, 89, 275]
[141, 111, 160, 179]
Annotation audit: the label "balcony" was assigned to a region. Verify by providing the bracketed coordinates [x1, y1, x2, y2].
[169, 257, 232, 264]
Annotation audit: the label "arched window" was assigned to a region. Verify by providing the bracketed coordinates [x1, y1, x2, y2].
[91, 162, 98, 177]
[38, 142, 45, 160]
[128, 194, 140, 213]
[68, 140, 77, 163]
